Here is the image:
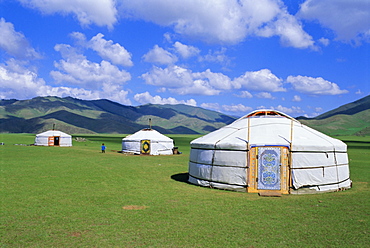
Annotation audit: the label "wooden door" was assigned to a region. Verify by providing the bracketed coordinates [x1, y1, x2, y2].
[141, 140, 151, 155]
[247, 146, 289, 194]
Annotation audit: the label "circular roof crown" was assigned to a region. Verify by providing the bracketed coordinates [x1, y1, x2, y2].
[240, 109, 296, 121]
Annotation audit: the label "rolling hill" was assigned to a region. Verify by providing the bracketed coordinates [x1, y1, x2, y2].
[314, 95, 370, 119]
[1, 95, 369, 135]
[0, 96, 236, 134]
[297, 95, 370, 136]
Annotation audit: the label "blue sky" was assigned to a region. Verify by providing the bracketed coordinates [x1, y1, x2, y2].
[0, 0, 369, 117]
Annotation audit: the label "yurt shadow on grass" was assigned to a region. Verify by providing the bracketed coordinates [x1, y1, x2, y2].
[171, 172, 190, 184]
[188, 110, 351, 195]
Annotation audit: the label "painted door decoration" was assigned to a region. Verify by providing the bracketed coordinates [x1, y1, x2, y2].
[257, 147, 281, 190]
[247, 146, 289, 194]
[141, 140, 151, 155]
[48, 136, 54, 146]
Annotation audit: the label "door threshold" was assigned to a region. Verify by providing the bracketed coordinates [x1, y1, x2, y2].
[258, 192, 282, 197]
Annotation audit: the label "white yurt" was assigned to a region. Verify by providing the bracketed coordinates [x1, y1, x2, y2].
[34, 130, 72, 147]
[188, 110, 351, 194]
[122, 128, 174, 155]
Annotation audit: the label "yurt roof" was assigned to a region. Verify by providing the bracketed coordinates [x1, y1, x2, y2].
[122, 128, 173, 142]
[36, 130, 71, 137]
[190, 109, 346, 152]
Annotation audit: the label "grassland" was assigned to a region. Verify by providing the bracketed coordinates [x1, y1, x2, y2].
[1, 133, 369, 247]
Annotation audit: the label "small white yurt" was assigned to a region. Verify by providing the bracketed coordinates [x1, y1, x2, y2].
[34, 130, 72, 147]
[122, 128, 174, 155]
[188, 110, 351, 194]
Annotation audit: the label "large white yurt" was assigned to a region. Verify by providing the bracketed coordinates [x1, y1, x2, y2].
[122, 128, 174, 155]
[34, 130, 72, 147]
[188, 110, 351, 194]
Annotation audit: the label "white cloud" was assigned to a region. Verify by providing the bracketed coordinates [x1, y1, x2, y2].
[292, 95, 302, 102]
[133, 91, 196, 106]
[0, 18, 41, 60]
[40, 86, 99, 99]
[256, 92, 275, 99]
[155, 87, 166, 93]
[199, 48, 231, 66]
[142, 66, 289, 97]
[233, 69, 286, 92]
[170, 79, 221, 95]
[257, 11, 315, 49]
[38, 85, 131, 105]
[287, 75, 348, 95]
[273, 105, 304, 115]
[222, 103, 253, 113]
[163, 33, 173, 43]
[120, 0, 314, 48]
[235, 91, 253, 98]
[315, 107, 323, 113]
[18, 0, 117, 28]
[51, 44, 131, 89]
[173, 41, 200, 59]
[88, 33, 133, 66]
[141, 65, 232, 95]
[41, 85, 131, 105]
[53, 43, 81, 60]
[143, 45, 178, 65]
[70, 32, 133, 66]
[298, 0, 370, 43]
[42, 85, 131, 105]
[200, 102, 220, 111]
[14, 0, 318, 50]
[356, 89, 363, 95]
[193, 69, 233, 90]
[141, 65, 193, 87]
[318, 37, 330, 46]
[120, 0, 246, 43]
[0, 59, 131, 104]
[0, 59, 46, 99]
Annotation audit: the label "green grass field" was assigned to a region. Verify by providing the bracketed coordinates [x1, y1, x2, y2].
[1, 133, 369, 247]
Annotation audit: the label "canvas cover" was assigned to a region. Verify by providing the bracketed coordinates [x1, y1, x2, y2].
[122, 129, 174, 155]
[188, 110, 351, 194]
[34, 130, 72, 147]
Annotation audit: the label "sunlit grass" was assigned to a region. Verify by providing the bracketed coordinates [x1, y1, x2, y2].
[0, 133, 369, 247]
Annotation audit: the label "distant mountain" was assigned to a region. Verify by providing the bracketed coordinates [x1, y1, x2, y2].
[0, 96, 236, 134]
[2, 95, 369, 136]
[315, 95, 370, 119]
[297, 95, 370, 136]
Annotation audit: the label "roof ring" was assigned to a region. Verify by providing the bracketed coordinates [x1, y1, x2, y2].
[246, 110, 282, 117]
[244, 109, 294, 120]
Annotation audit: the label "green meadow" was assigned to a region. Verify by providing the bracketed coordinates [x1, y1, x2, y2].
[1, 133, 369, 247]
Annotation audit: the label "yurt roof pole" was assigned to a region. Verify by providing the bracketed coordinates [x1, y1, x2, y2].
[290, 119, 294, 149]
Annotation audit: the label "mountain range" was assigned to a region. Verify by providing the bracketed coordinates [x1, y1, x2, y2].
[0, 95, 369, 136]
[0, 96, 236, 134]
[297, 94, 370, 136]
